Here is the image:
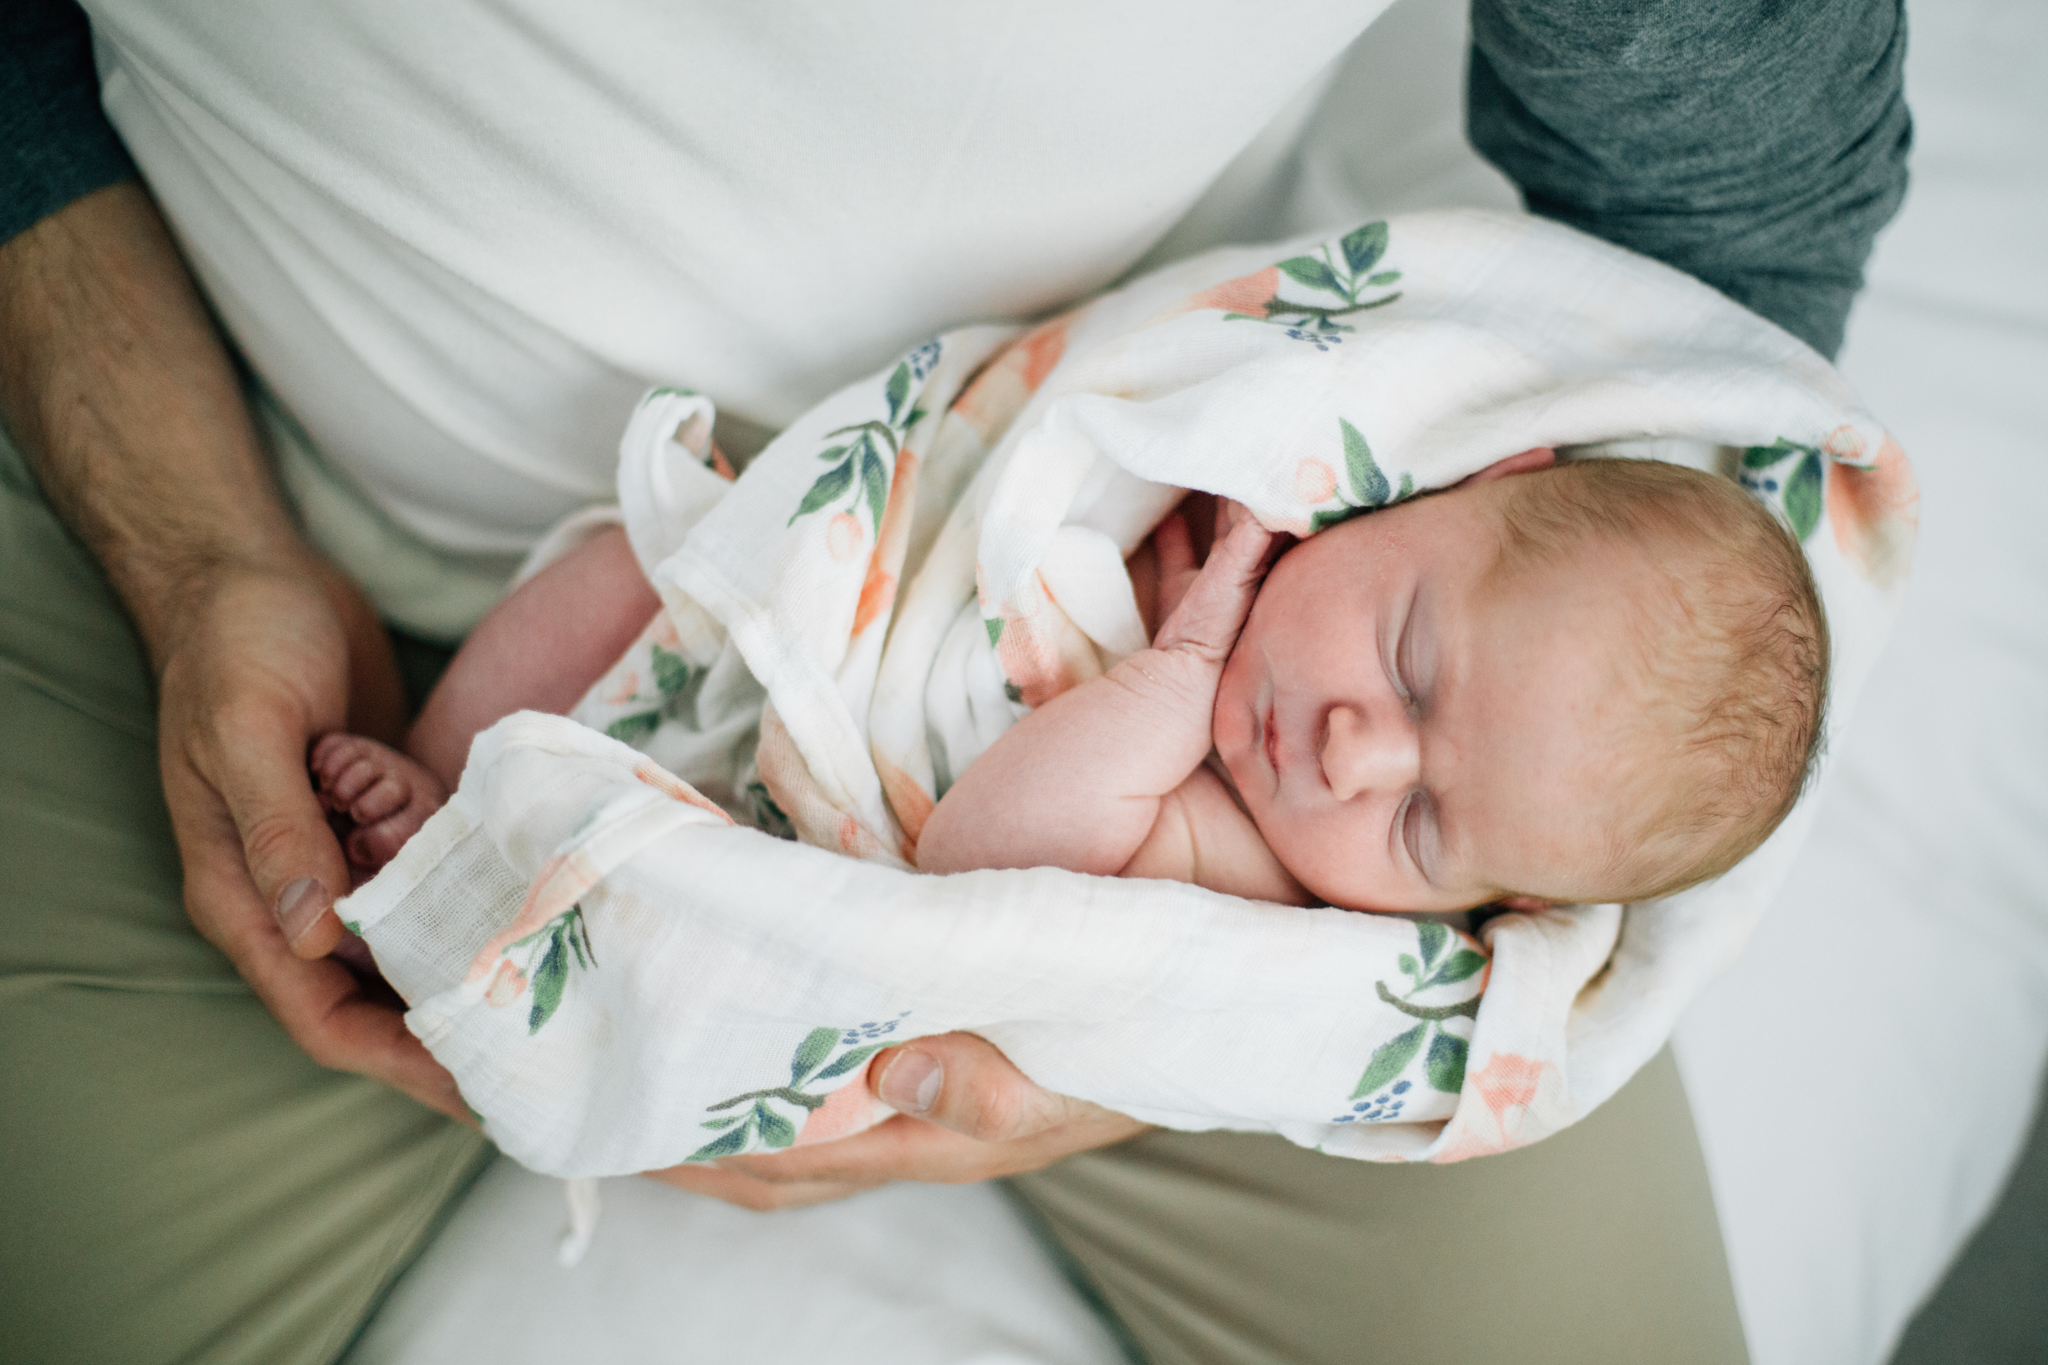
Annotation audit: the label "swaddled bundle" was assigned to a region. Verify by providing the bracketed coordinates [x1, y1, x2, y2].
[342, 209, 1917, 1177]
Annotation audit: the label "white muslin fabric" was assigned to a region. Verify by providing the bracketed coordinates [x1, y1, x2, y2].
[340, 209, 1917, 1177]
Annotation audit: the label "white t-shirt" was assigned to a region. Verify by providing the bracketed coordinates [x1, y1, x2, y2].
[83, 0, 1392, 635]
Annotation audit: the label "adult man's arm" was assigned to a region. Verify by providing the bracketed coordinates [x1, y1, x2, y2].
[1469, 0, 1911, 359]
[0, 168, 469, 1117]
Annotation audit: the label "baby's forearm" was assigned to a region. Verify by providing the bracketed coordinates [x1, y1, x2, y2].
[917, 645, 1220, 877]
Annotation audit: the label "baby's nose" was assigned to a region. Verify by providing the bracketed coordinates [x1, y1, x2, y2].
[1321, 704, 1420, 802]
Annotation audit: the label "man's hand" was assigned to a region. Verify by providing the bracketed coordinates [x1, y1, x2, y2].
[155, 560, 469, 1119]
[0, 181, 467, 1121]
[645, 1032, 1148, 1209]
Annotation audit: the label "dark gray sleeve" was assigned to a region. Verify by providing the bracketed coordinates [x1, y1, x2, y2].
[2, 0, 136, 247]
[1466, 0, 1910, 358]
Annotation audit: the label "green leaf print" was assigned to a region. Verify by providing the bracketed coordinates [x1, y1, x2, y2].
[1429, 949, 1488, 988]
[1742, 439, 1801, 469]
[1340, 221, 1389, 276]
[687, 1022, 908, 1159]
[1425, 1030, 1469, 1093]
[1345, 916, 1488, 1109]
[860, 445, 889, 529]
[605, 711, 661, 744]
[985, 617, 1004, 646]
[1232, 221, 1404, 346]
[650, 644, 693, 699]
[755, 1102, 799, 1150]
[1279, 255, 1342, 293]
[791, 457, 856, 524]
[527, 929, 569, 1035]
[1340, 419, 1390, 507]
[1307, 507, 1358, 535]
[818, 442, 852, 464]
[496, 905, 595, 1036]
[685, 1120, 756, 1163]
[811, 1043, 882, 1082]
[1784, 449, 1824, 541]
[1736, 437, 1826, 542]
[1414, 921, 1450, 968]
[885, 361, 912, 425]
[1351, 1023, 1426, 1099]
[789, 1027, 839, 1086]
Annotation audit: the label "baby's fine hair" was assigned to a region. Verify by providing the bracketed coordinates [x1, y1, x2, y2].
[1494, 457, 1830, 901]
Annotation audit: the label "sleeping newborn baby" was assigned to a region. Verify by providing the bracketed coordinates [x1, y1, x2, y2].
[314, 450, 1828, 920]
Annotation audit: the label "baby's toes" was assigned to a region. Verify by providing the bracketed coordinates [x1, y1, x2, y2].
[347, 773, 412, 826]
[312, 734, 391, 807]
[348, 808, 427, 870]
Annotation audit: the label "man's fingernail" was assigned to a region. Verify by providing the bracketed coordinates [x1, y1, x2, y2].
[880, 1050, 942, 1115]
[274, 876, 330, 946]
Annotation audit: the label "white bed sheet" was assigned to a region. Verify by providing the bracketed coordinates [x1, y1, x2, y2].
[351, 3, 2048, 1362]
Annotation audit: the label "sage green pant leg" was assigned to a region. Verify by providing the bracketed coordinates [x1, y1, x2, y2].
[0, 435, 492, 1365]
[1009, 1047, 1748, 1365]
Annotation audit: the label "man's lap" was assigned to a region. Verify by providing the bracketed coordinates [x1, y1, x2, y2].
[0, 435, 492, 1365]
[1011, 1047, 1747, 1364]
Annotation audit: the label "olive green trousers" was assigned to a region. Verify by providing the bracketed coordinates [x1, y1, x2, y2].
[0, 432, 1747, 1365]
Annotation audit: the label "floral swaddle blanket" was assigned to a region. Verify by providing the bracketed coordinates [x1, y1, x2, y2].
[342, 209, 1918, 1177]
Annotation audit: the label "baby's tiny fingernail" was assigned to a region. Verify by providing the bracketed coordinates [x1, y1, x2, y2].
[880, 1050, 943, 1115]
[274, 876, 331, 947]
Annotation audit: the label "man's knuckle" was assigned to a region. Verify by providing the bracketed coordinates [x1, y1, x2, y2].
[239, 811, 304, 871]
[960, 1080, 1029, 1143]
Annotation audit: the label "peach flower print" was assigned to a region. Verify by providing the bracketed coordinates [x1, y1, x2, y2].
[826, 511, 865, 561]
[1822, 424, 1868, 462]
[1430, 1051, 1562, 1163]
[793, 1063, 882, 1147]
[1294, 458, 1338, 504]
[484, 959, 527, 1008]
[1826, 433, 1918, 590]
[1184, 266, 1280, 319]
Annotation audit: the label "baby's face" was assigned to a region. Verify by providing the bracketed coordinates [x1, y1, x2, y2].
[1213, 481, 1649, 913]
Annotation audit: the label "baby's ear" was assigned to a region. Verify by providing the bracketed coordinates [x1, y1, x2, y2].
[1461, 447, 1557, 486]
[1495, 893, 1551, 914]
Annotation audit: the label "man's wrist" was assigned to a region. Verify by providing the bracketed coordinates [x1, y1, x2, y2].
[0, 182, 315, 669]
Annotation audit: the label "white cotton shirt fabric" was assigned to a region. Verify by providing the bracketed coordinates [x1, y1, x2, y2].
[81, 0, 1388, 638]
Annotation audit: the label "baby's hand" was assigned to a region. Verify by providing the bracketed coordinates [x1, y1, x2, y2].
[1151, 504, 1280, 665]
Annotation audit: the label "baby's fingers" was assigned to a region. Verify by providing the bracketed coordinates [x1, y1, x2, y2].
[1150, 512, 1201, 626]
[1152, 514, 1278, 660]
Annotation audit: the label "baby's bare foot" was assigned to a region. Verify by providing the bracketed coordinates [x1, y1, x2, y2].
[310, 733, 450, 878]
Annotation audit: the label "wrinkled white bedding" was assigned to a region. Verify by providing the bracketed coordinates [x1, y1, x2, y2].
[350, 2, 2048, 1362]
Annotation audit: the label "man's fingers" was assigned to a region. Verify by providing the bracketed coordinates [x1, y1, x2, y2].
[643, 1162, 875, 1211]
[318, 994, 476, 1122]
[873, 1033, 1094, 1144]
[205, 709, 352, 957]
[635, 1037, 1149, 1207]
[173, 799, 471, 1120]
